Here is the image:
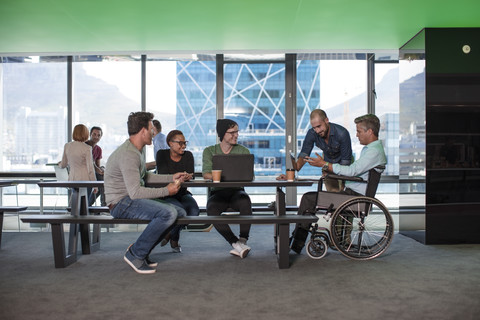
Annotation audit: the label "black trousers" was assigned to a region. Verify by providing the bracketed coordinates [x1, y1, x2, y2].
[206, 188, 252, 245]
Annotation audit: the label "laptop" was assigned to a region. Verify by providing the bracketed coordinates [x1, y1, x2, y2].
[212, 154, 255, 182]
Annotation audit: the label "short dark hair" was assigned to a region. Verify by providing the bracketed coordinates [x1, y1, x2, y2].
[310, 109, 328, 121]
[90, 126, 102, 135]
[127, 112, 154, 136]
[166, 130, 184, 145]
[354, 114, 380, 137]
[152, 120, 162, 132]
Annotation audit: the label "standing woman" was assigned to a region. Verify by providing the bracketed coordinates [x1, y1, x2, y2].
[58, 124, 97, 196]
[156, 130, 199, 252]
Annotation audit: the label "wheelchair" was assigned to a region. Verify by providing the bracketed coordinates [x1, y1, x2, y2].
[304, 166, 394, 261]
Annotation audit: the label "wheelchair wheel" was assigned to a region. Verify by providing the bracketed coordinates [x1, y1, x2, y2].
[330, 196, 394, 260]
[306, 237, 328, 259]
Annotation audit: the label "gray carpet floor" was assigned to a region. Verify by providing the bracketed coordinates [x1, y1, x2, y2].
[1, 226, 479, 320]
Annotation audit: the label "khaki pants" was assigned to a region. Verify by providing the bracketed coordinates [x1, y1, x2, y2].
[324, 177, 344, 192]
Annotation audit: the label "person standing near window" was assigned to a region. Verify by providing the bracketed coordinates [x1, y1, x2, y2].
[86, 126, 106, 206]
[58, 124, 96, 181]
[278, 109, 352, 192]
[58, 124, 97, 205]
[290, 114, 386, 254]
[152, 119, 168, 155]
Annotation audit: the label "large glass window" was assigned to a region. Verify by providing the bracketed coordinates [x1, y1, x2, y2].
[224, 62, 285, 177]
[296, 54, 367, 177]
[147, 55, 217, 206]
[375, 61, 400, 176]
[73, 55, 142, 165]
[0, 52, 408, 230]
[1, 56, 67, 171]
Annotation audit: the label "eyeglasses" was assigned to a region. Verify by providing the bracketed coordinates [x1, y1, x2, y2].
[225, 130, 239, 135]
[171, 140, 188, 146]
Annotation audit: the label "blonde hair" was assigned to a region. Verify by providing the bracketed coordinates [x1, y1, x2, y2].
[72, 124, 89, 142]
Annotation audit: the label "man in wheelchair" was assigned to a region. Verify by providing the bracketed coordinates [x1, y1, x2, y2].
[291, 114, 387, 254]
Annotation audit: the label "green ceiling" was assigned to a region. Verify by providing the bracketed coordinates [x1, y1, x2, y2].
[1, 0, 479, 55]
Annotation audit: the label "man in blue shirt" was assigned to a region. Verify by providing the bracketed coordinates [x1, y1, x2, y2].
[152, 119, 168, 155]
[280, 109, 352, 192]
[291, 114, 387, 253]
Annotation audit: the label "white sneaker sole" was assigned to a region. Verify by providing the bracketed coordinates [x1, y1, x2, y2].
[127, 244, 158, 268]
[171, 246, 182, 253]
[123, 255, 156, 274]
[229, 248, 250, 258]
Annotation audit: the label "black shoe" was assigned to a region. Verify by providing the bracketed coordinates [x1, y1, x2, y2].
[127, 243, 158, 268]
[124, 248, 155, 274]
[145, 255, 158, 268]
[290, 239, 304, 254]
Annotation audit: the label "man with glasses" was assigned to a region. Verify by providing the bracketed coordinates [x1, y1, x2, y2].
[202, 119, 253, 258]
[156, 130, 199, 253]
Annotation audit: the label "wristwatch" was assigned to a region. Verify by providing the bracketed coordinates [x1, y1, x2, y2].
[322, 161, 329, 172]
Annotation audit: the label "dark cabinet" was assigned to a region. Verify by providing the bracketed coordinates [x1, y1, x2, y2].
[400, 28, 480, 244]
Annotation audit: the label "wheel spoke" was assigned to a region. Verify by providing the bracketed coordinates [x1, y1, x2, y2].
[330, 197, 393, 260]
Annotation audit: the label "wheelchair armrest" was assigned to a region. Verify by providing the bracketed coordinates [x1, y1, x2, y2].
[324, 173, 365, 183]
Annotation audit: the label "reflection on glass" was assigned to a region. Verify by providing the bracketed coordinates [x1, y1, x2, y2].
[399, 59, 426, 179]
[224, 63, 285, 176]
[376, 63, 400, 175]
[174, 61, 217, 173]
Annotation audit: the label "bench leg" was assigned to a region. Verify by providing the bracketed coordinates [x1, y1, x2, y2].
[0, 212, 4, 248]
[79, 223, 93, 254]
[68, 223, 79, 255]
[277, 223, 290, 269]
[275, 187, 290, 268]
[72, 188, 100, 254]
[91, 223, 101, 252]
[52, 223, 78, 268]
[79, 223, 100, 254]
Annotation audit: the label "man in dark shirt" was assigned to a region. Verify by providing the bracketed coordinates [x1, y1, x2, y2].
[86, 126, 106, 206]
[279, 109, 352, 191]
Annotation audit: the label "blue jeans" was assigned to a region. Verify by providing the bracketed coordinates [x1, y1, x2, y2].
[110, 196, 186, 259]
[163, 193, 200, 241]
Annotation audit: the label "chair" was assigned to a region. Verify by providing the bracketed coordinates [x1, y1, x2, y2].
[305, 166, 394, 261]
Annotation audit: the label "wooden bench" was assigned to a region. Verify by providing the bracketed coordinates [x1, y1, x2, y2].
[1, 206, 28, 248]
[21, 214, 317, 269]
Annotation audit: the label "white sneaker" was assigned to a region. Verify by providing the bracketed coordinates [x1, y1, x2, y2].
[230, 241, 250, 258]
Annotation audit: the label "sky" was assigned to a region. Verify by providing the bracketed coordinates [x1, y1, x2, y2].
[82, 58, 424, 115]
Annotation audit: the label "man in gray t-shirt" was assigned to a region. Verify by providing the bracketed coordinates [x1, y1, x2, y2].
[104, 112, 191, 274]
